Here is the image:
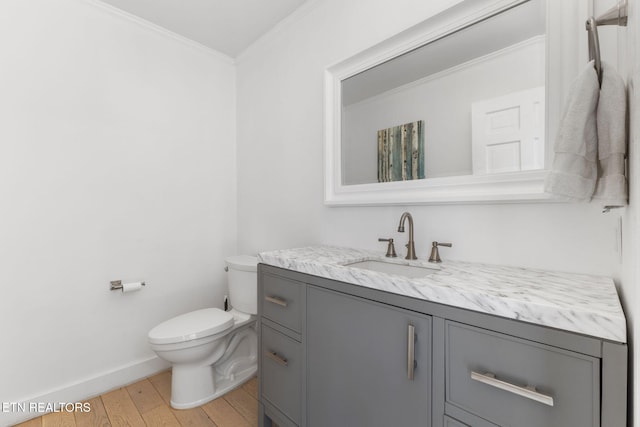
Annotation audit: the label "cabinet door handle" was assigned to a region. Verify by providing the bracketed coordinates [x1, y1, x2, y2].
[470, 371, 554, 407]
[265, 350, 288, 367]
[265, 295, 288, 307]
[407, 324, 415, 380]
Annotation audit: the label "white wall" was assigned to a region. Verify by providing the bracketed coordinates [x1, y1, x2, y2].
[236, 0, 631, 416]
[0, 0, 236, 424]
[619, 0, 640, 423]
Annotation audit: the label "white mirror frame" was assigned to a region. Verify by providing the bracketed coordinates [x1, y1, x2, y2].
[324, 0, 589, 206]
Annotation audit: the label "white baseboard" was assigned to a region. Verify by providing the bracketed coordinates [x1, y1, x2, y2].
[2, 357, 170, 427]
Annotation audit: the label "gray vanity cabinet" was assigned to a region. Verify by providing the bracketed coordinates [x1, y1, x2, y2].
[257, 264, 627, 427]
[306, 286, 432, 427]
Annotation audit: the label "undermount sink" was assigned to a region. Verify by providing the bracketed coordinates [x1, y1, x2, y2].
[345, 260, 439, 279]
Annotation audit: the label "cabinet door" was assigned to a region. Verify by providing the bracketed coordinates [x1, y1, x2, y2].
[307, 286, 432, 427]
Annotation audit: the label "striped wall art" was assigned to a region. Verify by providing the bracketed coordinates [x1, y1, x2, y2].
[377, 120, 425, 182]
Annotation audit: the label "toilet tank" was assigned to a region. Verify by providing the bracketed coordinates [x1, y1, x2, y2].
[225, 255, 258, 314]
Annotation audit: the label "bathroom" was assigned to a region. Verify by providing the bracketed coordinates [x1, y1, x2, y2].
[0, 0, 637, 426]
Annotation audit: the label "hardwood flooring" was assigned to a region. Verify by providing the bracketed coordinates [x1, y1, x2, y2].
[14, 372, 258, 427]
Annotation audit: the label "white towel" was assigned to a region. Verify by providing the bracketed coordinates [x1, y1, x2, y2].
[593, 61, 628, 208]
[545, 60, 600, 200]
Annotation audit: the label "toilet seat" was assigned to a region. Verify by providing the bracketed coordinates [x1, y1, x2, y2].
[148, 308, 234, 345]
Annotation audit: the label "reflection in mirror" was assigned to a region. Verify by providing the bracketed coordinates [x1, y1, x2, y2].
[341, 0, 545, 186]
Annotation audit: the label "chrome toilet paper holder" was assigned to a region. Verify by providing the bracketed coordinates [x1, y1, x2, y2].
[110, 280, 146, 291]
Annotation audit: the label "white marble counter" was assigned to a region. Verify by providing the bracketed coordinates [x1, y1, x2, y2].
[258, 246, 627, 343]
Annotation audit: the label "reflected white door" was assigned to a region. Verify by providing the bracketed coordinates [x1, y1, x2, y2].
[471, 86, 545, 175]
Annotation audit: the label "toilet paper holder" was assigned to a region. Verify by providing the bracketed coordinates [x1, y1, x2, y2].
[110, 280, 146, 291]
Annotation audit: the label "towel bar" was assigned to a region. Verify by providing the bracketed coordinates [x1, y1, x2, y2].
[585, 0, 628, 86]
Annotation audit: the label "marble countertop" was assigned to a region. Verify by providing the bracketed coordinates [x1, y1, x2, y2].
[258, 246, 627, 343]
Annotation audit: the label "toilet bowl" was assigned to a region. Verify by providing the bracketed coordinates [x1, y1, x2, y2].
[148, 255, 258, 409]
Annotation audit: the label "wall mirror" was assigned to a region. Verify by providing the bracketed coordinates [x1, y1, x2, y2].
[324, 0, 588, 205]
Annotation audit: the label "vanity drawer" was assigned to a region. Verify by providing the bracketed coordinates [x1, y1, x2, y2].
[261, 273, 302, 333]
[445, 321, 600, 427]
[261, 324, 302, 425]
[444, 416, 469, 427]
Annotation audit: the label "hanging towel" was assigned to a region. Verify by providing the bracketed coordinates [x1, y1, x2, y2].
[593, 61, 628, 208]
[544, 60, 600, 200]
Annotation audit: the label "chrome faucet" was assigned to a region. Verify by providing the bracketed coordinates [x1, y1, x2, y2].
[397, 212, 417, 260]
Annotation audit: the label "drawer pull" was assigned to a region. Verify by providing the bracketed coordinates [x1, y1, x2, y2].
[407, 324, 415, 380]
[265, 350, 288, 367]
[265, 295, 288, 307]
[470, 371, 554, 407]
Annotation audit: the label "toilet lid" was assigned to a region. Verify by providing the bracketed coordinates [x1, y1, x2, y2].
[148, 308, 234, 345]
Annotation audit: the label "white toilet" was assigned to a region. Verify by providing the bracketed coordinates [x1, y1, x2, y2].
[148, 255, 258, 409]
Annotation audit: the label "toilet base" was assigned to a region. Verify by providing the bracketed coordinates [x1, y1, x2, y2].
[170, 364, 257, 409]
[170, 325, 257, 409]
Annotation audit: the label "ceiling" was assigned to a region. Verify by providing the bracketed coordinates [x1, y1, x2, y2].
[97, 0, 308, 57]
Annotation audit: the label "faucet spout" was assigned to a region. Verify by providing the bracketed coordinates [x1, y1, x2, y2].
[397, 212, 417, 260]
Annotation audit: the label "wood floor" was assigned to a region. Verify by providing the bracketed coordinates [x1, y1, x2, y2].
[14, 372, 258, 427]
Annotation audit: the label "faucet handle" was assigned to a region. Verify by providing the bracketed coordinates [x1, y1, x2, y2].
[429, 241, 452, 263]
[378, 238, 398, 258]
